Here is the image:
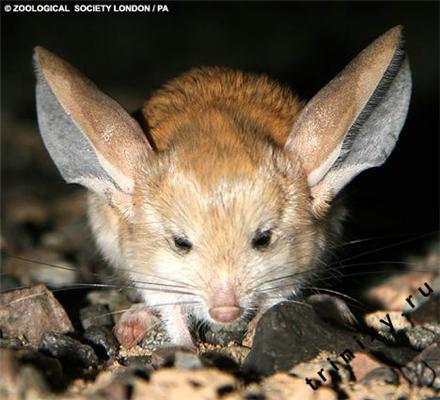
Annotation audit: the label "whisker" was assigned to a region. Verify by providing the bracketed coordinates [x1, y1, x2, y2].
[0, 283, 199, 307]
[2, 252, 197, 290]
[329, 231, 438, 267]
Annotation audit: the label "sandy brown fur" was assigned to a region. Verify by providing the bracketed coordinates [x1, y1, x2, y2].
[140, 67, 305, 150]
[89, 67, 342, 285]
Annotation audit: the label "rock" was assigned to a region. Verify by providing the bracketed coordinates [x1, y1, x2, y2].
[0, 348, 64, 397]
[86, 380, 131, 400]
[27, 255, 78, 288]
[242, 301, 416, 376]
[201, 319, 247, 346]
[174, 351, 203, 369]
[289, 351, 352, 388]
[80, 304, 114, 330]
[368, 271, 435, 311]
[403, 361, 436, 388]
[83, 326, 118, 360]
[360, 367, 400, 385]
[119, 354, 153, 369]
[0, 275, 22, 292]
[0, 337, 23, 349]
[16, 349, 64, 391]
[364, 311, 412, 341]
[117, 344, 152, 368]
[371, 342, 418, 367]
[342, 380, 419, 400]
[39, 331, 99, 369]
[0, 349, 20, 397]
[405, 324, 440, 350]
[410, 294, 440, 324]
[349, 352, 386, 381]
[261, 372, 337, 400]
[17, 365, 50, 397]
[2, 249, 78, 288]
[200, 350, 239, 373]
[402, 342, 440, 390]
[0, 284, 73, 347]
[130, 368, 238, 400]
[151, 347, 192, 369]
[86, 290, 132, 324]
[82, 369, 134, 400]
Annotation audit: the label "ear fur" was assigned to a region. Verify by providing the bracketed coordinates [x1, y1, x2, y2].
[34, 47, 153, 214]
[285, 26, 412, 213]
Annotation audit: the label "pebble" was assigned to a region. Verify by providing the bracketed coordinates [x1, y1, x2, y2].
[0, 337, 24, 349]
[402, 342, 440, 390]
[80, 304, 114, 330]
[405, 324, 440, 350]
[118, 355, 153, 369]
[17, 349, 65, 390]
[349, 351, 386, 381]
[364, 310, 412, 341]
[200, 350, 239, 373]
[86, 290, 132, 324]
[39, 332, 99, 369]
[242, 301, 417, 376]
[289, 350, 353, 386]
[262, 372, 338, 400]
[174, 350, 203, 369]
[83, 326, 118, 360]
[360, 367, 400, 385]
[130, 368, 238, 400]
[28, 257, 77, 288]
[410, 294, 440, 324]
[0, 275, 23, 292]
[0, 284, 73, 347]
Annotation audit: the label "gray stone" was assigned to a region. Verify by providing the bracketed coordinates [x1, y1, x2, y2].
[39, 331, 99, 368]
[360, 367, 400, 385]
[405, 324, 440, 350]
[410, 294, 440, 324]
[242, 301, 417, 376]
[0, 275, 22, 292]
[402, 342, 440, 390]
[83, 326, 118, 359]
[200, 350, 239, 373]
[0, 337, 23, 349]
[118, 355, 152, 369]
[174, 351, 203, 369]
[80, 304, 114, 330]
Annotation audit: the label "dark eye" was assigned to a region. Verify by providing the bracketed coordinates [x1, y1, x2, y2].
[252, 229, 272, 250]
[173, 235, 193, 253]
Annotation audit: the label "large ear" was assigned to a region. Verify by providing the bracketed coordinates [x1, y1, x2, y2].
[285, 26, 411, 214]
[34, 47, 153, 215]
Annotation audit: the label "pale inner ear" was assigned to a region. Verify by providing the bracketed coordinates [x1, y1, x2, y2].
[307, 142, 343, 187]
[34, 46, 153, 214]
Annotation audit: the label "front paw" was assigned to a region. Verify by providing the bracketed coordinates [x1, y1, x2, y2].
[114, 304, 154, 349]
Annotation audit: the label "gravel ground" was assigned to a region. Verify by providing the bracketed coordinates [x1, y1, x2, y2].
[1, 121, 439, 400]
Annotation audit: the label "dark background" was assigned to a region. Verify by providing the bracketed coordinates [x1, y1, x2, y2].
[1, 2, 438, 293]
